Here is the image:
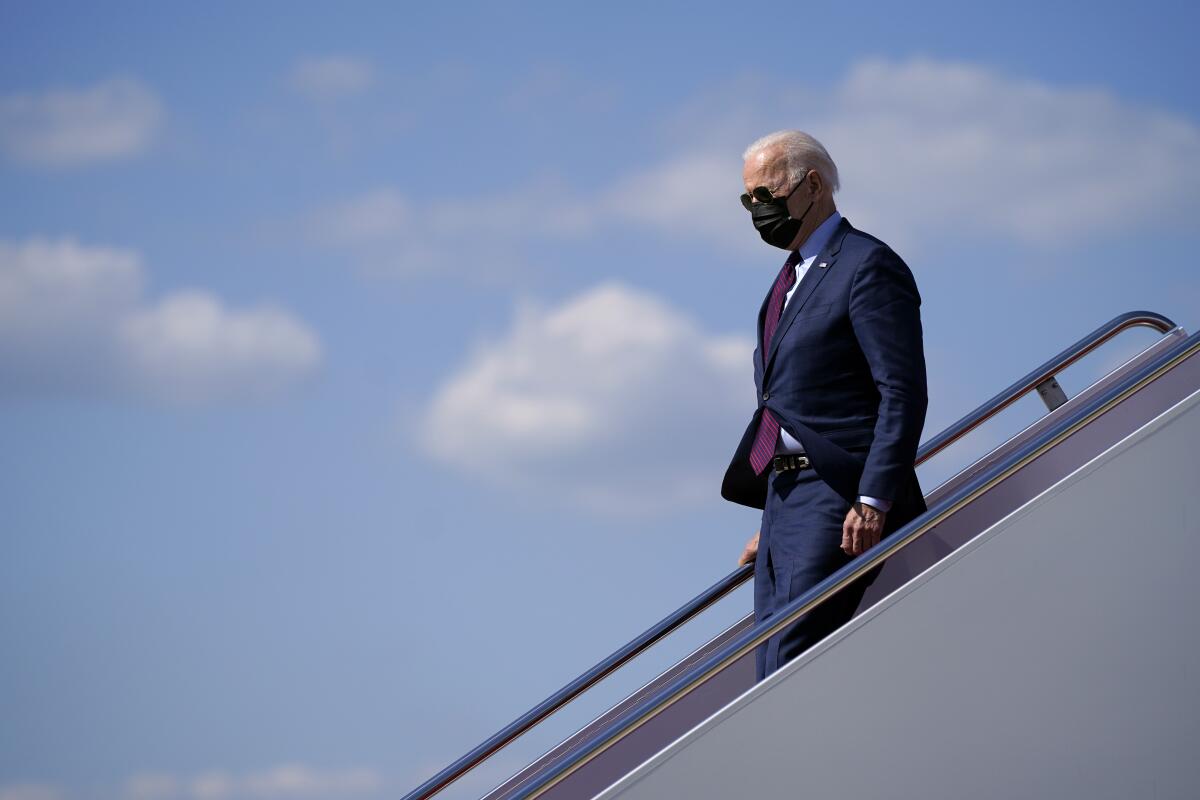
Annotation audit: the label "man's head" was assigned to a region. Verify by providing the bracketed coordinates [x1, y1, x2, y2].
[741, 130, 839, 251]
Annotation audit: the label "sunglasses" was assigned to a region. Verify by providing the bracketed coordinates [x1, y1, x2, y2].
[739, 170, 810, 211]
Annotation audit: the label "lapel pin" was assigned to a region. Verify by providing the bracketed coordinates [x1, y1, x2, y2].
[818, 262, 828, 269]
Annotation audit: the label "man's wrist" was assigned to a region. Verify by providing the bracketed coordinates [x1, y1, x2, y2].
[857, 495, 892, 513]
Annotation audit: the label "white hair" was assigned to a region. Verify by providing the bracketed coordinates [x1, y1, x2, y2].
[742, 130, 840, 193]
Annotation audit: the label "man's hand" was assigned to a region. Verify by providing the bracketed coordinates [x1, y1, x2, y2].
[737, 530, 760, 566]
[842, 503, 886, 556]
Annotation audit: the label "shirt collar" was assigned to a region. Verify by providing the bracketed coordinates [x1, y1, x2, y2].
[796, 209, 843, 262]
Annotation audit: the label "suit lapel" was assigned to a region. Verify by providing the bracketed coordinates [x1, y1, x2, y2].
[763, 217, 851, 378]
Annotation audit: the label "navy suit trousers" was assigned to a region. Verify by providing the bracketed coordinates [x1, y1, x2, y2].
[753, 456, 891, 682]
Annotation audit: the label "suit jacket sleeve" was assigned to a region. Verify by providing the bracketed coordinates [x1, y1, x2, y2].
[848, 246, 928, 503]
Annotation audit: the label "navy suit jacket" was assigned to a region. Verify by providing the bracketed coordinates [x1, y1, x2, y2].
[721, 216, 929, 525]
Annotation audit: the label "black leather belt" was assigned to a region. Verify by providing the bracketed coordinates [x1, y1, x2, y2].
[772, 453, 812, 473]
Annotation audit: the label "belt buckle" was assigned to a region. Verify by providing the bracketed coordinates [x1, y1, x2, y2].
[772, 454, 810, 474]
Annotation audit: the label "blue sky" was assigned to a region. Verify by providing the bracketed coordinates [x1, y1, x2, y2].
[3, 2, 1199, 799]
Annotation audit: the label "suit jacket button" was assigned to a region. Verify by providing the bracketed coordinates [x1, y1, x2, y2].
[763, 392, 770, 400]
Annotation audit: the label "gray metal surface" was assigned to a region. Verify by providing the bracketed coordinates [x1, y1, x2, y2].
[858, 326, 1193, 611]
[594, 386, 1200, 800]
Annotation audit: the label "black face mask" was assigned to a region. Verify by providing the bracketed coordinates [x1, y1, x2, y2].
[749, 182, 814, 249]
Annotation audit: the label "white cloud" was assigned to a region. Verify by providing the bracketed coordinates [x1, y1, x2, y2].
[417, 282, 753, 511]
[0, 236, 143, 334]
[822, 57, 1200, 245]
[240, 765, 379, 798]
[309, 179, 594, 277]
[0, 237, 321, 403]
[127, 773, 181, 800]
[311, 57, 1200, 280]
[125, 765, 382, 800]
[605, 57, 1200, 252]
[0, 785, 61, 800]
[308, 187, 440, 277]
[291, 57, 374, 100]
[315, 188, 410, 243]
[119, 291, 322, 403]
[0, 77, 163, 166]
[602, 151, 749, 252]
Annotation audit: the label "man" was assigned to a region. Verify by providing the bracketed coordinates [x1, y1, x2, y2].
[721, 130, 928, 682]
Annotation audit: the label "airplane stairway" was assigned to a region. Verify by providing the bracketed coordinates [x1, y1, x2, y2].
[402, 310, 1200, 800]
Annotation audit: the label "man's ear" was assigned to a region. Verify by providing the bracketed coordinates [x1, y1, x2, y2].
[807, 169, 824, 198]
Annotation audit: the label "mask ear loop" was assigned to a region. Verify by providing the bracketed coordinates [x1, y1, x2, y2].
[781, 170, 815, 225]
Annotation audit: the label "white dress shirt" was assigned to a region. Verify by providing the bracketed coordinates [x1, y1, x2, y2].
[772, 209, 892, 514]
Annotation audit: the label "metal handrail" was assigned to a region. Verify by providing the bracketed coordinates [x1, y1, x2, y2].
[401, 309, 1180, 800]
[507, 324, 1200, 800]
[916, 310, 1176, 462]
[401, 569, 750, 800]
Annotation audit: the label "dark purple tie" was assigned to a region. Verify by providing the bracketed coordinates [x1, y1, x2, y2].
[749, 250, 802, 475]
